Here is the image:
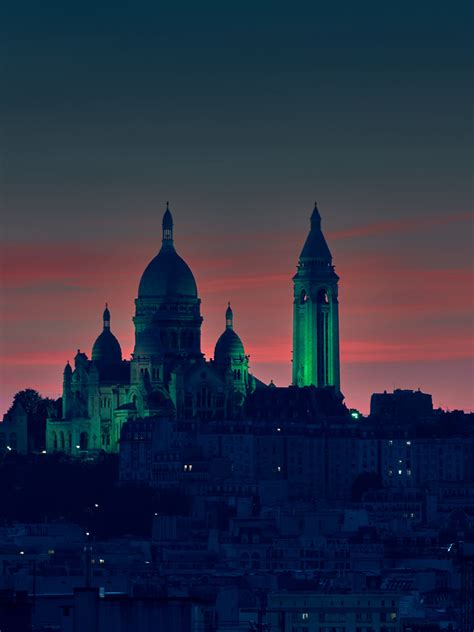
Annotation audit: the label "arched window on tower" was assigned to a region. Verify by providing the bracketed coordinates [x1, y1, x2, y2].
[317, 288, 330, 386]
[300, 289, 308, 304]
[317, 288, 329, 304]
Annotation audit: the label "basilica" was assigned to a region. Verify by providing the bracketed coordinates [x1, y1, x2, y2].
[46, 203, 340, 454]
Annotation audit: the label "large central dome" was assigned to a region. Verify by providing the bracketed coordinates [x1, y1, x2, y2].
[138, 206, 198, 299]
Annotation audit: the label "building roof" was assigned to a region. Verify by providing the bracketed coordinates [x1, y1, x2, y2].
[91, 305, 123, 372]
[92, 329, 122, 365]
[214, 329, 245, 365]
[299, 203, 332, 262]
[138, 207, 198, 298]
[214, 304, 245, 365]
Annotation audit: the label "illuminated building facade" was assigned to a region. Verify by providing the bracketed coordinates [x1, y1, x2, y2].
[46, 202, 341, 455]
[46, 205, 254, 455]
[292, 203, 340, 391]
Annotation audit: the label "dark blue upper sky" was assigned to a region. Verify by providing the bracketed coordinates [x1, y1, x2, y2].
[2, 1, 472, 241]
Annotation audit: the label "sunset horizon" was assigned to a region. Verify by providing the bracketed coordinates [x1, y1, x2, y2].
[2, 200, 473, 415]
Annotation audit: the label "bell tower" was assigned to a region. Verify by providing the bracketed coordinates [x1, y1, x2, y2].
[292, 203, 340, 391]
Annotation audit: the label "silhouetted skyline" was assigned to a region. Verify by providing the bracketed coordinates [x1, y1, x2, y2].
[1, 1, 473, 413]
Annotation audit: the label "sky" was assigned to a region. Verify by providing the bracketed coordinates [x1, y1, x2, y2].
[1, 1, 473, 414]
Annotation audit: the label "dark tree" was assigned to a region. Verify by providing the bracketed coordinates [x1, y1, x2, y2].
[8, 389, 61, 451]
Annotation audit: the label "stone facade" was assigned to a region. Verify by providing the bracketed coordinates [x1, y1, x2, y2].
[46, 205, 260, 456]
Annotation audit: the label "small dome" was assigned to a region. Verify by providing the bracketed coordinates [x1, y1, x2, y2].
[92, 329, 122, 365]
[138, 249, 197, 298]
[92, 304, 122, 367]
[214, 329, 245, 365]
[214, 304, 245, 365]
[64, 361, 72, 375]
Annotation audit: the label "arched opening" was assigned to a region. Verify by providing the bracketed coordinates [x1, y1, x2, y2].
[300, 289, 308, 304]
[79, 432, 89, 451]
[317, 288, 330, 386]
[317, 288, 329, 304]
[59, 431, 65, 451]
[52, 432, 58, 451]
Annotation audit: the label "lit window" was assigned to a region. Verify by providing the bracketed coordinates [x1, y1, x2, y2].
[398, 469, 402, 475]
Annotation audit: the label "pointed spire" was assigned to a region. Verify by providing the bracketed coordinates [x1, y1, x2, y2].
[226, 302, 233, 329]
[311, 201, 321, 228]
[299, 201, 332, 263]
[162, 202, 174, 247]
[64, 360, 72, 375]
[103, 303, 110, 329]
